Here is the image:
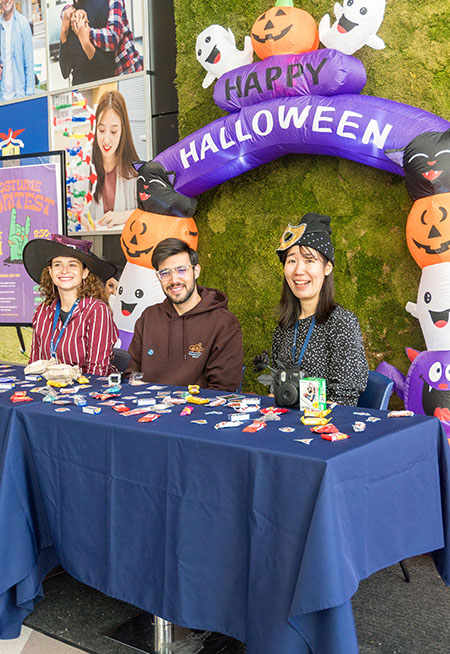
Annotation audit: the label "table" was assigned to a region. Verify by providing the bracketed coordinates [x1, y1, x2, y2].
[0, 367, 449, 654]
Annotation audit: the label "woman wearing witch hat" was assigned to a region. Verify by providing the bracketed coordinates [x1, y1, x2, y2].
[273, 213, 368, 406]
[23, 234, 118, 376]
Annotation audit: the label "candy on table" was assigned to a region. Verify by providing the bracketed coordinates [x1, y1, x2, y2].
[191, 419, 208, 425]
[82, 406, 102, 414]
[136, 398, 156, 407]
[113, 404, 130, 413]
[294, 438, 313, 445]
[138, 413, 160, 423]
[242, 421, 266, 433]
[188, 384, 200, 394]
[321, 432, 350, 441]
[214, 421, 243, 429]
[300, 416, 331, 426]
[279, 427, 295, 433]
[257, 411, 281, 422]
[73, 395, 88, 407]
[387, 410, 414, 418]
[208, 398, 227, 407]
[180, 406, 193, 416]
[229, 413, 251, 422]
[185, 395, 210, 404]
[310, 423, 339, 433]
[121, 407, 153, 416]
[352, 421, 366, 432]
[304, 408, 332, 418]
[260, 407, 290, 415]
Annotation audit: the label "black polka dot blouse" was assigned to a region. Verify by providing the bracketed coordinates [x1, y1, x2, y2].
[271, 305, 369, 406]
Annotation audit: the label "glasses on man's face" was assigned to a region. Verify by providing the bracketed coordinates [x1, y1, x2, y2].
[156, 265, 195, 281]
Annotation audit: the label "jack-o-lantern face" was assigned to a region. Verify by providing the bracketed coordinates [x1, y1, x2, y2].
[251, 0, 319, 60]
[121, 209, 198, 270]
[406, 192, 450, 268]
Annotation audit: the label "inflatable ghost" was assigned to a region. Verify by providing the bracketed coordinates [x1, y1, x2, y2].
[133, 161, 198, 217]
[319, 0, 386, 55]
[406, 262, 450, 351]
[114, 208, 199, 347]
[377, 349, 450, 437]
[113, 263, 165, 350]
[196, 25, 253, 89]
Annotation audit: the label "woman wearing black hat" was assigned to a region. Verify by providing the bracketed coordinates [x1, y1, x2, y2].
[23, 234, 119, 376]
[273, 213, 368, 406]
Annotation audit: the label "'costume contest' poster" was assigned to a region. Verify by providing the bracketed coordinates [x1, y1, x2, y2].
[0, 164, 60, 325]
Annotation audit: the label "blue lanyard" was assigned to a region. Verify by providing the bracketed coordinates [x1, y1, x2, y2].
[292, 316, 316, 368]
[50, 299, 79, 359]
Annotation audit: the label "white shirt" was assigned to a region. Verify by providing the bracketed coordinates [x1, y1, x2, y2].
[2, 17, 14, 100]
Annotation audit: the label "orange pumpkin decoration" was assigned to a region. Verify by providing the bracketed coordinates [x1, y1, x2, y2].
[251, 0, 319, 60]
[406, 192, 450, 268]
[121, 209, 198, 270]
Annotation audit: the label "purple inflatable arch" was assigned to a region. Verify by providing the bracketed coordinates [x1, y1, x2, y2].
[155, 94, 450, 197]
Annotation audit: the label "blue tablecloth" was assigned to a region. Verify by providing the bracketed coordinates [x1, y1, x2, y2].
[0, 368, 450, 654]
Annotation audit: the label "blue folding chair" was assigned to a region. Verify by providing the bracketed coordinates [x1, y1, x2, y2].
[112, 347, 131, 373]
[357, 369, 394, 411]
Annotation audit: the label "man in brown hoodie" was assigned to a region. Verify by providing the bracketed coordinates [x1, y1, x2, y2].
[126, 238, 244, 391]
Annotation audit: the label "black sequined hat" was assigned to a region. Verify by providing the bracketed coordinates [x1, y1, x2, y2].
[276, 213, 334, 264]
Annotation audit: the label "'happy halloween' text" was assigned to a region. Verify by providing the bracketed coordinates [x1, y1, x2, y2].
[179, 103, 393, 170]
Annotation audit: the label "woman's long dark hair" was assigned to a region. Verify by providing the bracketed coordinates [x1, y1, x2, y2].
[92, 90, 138, 203]
[277, 245, 337, 329]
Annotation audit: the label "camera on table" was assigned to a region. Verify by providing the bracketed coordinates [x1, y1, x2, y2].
[253, 351, 304, 408]
[273, 365, 305, 408]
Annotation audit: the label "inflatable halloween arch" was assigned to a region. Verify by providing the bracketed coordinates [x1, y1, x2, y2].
[154, 50, 450, 197]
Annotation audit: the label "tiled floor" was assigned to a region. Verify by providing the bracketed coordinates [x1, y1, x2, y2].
[0, 627, 87, 654]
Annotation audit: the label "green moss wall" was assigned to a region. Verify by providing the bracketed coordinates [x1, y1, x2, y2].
[173, 0, 450, 392]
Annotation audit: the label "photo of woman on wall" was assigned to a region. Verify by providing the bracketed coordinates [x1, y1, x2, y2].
[82, 89, 139, 231]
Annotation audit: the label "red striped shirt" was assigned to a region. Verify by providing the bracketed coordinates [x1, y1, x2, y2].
[30, 297, 119, 376]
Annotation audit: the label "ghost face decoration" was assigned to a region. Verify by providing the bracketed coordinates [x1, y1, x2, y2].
[113, 262, 165, 349]
[404, 348, 450, 427]
[251, 0, 319, 60]
[406, 262, 450, 351]
[120, 209, 198, 270]
[403, 130, 450, 201]
[133, 161, 198, 217]
[406, 193, 450, 268]
[196, 25, 253, 89]
[319, 0, 386, 55]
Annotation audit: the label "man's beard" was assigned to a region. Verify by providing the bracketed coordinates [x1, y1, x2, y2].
[164, 279, 196, 305]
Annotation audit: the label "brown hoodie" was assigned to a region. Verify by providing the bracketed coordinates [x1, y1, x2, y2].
[127, 285, 244, 391]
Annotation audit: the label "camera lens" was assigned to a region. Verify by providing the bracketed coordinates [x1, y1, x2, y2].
[279, 382, 298, 407]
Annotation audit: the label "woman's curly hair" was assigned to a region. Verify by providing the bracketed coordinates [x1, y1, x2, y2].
[39, 264, 108, 306]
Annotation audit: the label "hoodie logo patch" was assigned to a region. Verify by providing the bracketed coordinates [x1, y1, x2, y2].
[147, 349, 154, 356]
[188, 343, 204, 359]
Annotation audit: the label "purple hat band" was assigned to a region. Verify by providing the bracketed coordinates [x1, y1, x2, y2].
[51, 233, 93, 254]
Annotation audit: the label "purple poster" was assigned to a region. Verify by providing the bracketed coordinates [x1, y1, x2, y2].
[0, 163, 61, 325]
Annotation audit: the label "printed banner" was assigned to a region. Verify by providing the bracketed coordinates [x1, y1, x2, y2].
[0, 163, 60, 325]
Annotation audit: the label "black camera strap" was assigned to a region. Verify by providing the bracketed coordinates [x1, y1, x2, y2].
[292, 316, 316, 368]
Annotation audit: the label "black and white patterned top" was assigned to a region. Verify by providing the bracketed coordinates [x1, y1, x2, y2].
[271, 305, 368, 406]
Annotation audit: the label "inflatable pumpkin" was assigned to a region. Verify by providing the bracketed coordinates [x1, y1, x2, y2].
[406, 192, 450, 269]
[120, 209, 198, 270]
[251, 0, 319, 60]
